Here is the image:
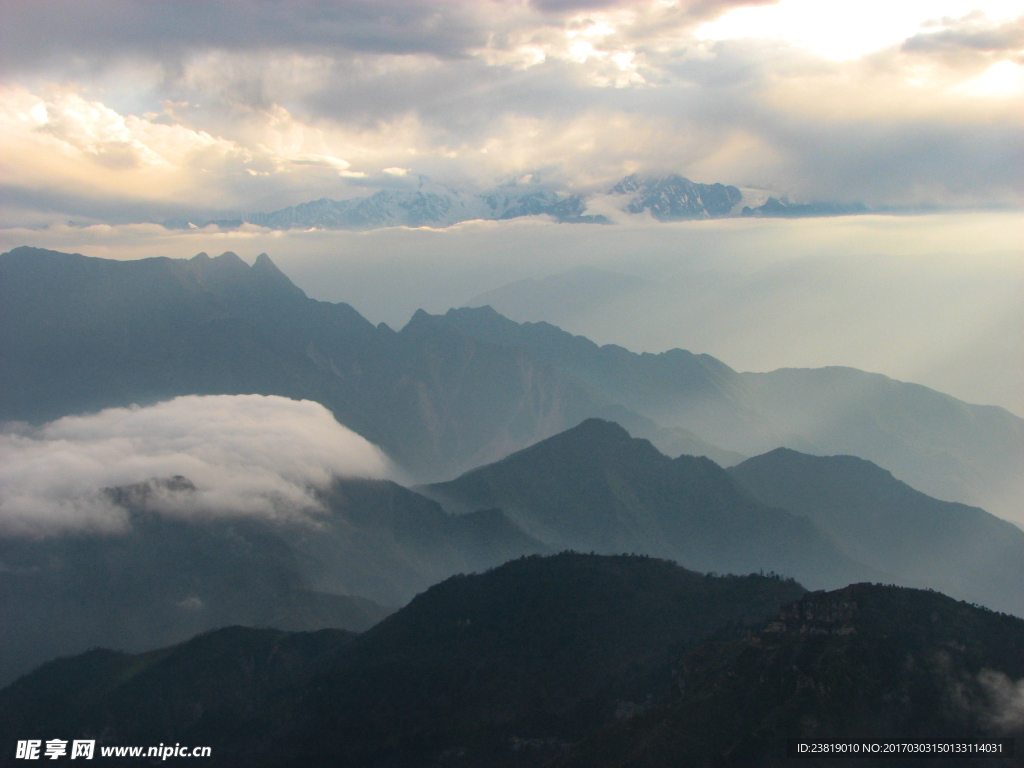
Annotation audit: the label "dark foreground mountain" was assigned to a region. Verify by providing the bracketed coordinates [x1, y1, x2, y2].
[0, 477, 544, 687]
[730, 448, 1024, 617]
[563, 583, 1024, 768]
[423, 306, 1024, 523]
[3, 556, 1021, 768]
[0, 554, 806, 768]
[425, 419, 878, 590]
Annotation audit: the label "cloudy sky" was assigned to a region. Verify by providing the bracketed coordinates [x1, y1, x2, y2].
[1, 0, 1023, 224]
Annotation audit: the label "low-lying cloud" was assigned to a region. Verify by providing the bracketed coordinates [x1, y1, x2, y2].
[977, 669, 1024, 733]
[0, 394, 392, 537]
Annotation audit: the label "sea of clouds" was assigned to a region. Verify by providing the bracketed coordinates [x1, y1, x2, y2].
[0, 394, 392, 537]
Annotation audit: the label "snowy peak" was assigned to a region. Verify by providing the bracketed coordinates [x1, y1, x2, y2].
[234, 183, 603, 231]
[608, 174, 742, 220]
[171, 174, 863, 231]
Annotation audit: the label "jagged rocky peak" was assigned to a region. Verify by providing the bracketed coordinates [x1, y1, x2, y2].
[174, 250, 309, 302]
[187, 250, 247, 271]
[609, 173, 643, 194]
[251, 252, 307, 298]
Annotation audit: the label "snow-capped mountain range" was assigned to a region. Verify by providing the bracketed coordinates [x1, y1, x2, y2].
[169, 175, 864, 231]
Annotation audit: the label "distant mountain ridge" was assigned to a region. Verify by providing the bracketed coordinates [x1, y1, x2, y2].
[424, 419, 879, 591]
[167, 174, 859, 231]
[425, 306, 1024, 524]
[0, 246, 627, 481]
[729, 448, 1024, 616]
[609, 173, 742, 219]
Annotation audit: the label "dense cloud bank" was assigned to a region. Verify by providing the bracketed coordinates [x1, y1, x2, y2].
[0, 394, 391, 537]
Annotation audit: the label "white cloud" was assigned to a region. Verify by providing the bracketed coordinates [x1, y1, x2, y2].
[695, 0, 1023, 60]
[977, 669, 1024, 732]
[0, 394, 392, 537]
[949, 59, 1024, 98]
[0, 84, 254, 210]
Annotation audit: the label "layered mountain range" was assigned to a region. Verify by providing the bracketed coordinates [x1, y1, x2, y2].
[424, 419, 878, 591]
[2, 247, 1020, 522]
[165, 174, 859, 231]
[424, 419, 1024, 616]
[2, 245, 1023, 684]
[419, 305, 1024, 523]
[2, 554, 1020, 768]
[0, 474, 546, 686]
[2, 245, 1023, 765]
[4, 414, 1021, 687]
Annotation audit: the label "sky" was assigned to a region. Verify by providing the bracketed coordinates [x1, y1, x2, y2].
[1, 0, 1022, 224]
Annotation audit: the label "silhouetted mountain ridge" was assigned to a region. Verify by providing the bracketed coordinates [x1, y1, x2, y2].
[425, 419, 880, 590]
[0, 553, 808, 767]
[6, 246, 1019, 521]
[2, 556, 1021, 768]
[426, 306, 1024, 521]
[729, 447, 1024, 616]
[0, 247, 638, 481]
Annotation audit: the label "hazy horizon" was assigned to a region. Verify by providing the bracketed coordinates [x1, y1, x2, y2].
[3, 208, 1021, 418]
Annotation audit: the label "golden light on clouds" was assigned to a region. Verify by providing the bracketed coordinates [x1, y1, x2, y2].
[0, 0, 1020, 221]
[950, 59, 1024, 98]
[696, 0, 1023, 60]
